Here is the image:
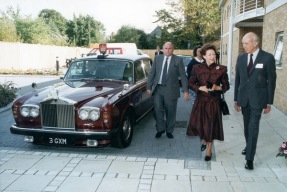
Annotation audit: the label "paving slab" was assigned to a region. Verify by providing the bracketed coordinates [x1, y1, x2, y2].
[96, 178, 139, 192]
[56, 176, 102, 192]
[73, 159, 112, 173]
[4, 174, 54, 192]
[107, 160, 145, 174]
[1, 154, 42, 170]
[151, 180, 191, 192]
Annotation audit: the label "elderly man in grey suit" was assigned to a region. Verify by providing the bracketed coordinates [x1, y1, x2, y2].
[147, 42, 190, 139]
[234, 32, 277, 170]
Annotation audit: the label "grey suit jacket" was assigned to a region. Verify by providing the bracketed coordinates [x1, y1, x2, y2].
[234, 49, 276, 109]
[147, 54, 188, 99]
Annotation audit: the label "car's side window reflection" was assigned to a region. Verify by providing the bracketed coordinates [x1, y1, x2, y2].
[134, 60, 145, 82]
[143, 59, 151, 77]
[123, 62, 133, 82]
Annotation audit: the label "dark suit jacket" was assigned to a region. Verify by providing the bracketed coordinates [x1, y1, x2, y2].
[234, 49, 276, 109]
[155, 50, 163, 55]
[147, 54, 188, 99]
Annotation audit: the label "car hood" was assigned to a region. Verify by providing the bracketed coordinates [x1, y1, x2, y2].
[19, 80, 127, 106]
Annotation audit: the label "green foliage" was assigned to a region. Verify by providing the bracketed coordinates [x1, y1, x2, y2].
[0, 7, 104, 47]
[0, 81, 17, 108]
[0, 16, 19, 42]
[153, 0, 221, 48]
[110, 25, 149, 48]
[181, 0, 221, 44]
[38, 9, 67, 36]
[15, 17, 52, 44]
[111, 25, 140, 43]
[66, 14, 105, 46]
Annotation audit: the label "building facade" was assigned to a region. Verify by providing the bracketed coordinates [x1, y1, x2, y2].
[220, 0, 287, 113]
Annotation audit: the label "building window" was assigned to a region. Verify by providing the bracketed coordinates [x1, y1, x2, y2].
[274, 32, 284, 68]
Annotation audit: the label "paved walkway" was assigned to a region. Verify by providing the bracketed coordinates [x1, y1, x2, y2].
[0, 75, 287, 192]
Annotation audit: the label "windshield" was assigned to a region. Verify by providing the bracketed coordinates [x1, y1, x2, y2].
[64, 59, 134, 82]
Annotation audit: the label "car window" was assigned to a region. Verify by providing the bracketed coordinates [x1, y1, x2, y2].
[134, 60, 145, 82]
[143, 59, 151, 77]
[64, 59, 134, 82]
[122, 62, 134, 82]
[180, 56, 192, 67]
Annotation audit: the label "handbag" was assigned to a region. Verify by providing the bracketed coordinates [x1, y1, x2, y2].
[220, 94, 230, 115]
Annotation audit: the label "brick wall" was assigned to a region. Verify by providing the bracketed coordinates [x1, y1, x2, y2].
[262, 4, 287, 113]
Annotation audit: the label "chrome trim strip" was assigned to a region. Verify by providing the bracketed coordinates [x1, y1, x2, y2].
[11, 125, 109, 135]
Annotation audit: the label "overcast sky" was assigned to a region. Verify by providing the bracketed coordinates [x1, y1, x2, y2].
[0, 0, 173, 35]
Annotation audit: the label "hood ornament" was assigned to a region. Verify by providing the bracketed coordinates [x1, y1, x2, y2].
[31, 82, 37, 91]
[44, 89, 59, 100]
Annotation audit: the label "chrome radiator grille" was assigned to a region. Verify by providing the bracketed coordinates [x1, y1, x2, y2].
[41, 101, 75, 128]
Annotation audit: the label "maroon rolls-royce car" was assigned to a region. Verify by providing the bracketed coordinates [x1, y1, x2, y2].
[10, 50, 154, 148]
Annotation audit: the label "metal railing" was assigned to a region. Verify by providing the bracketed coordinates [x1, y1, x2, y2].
[236, 0, 264, 15]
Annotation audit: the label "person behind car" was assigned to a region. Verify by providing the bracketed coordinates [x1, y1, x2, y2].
[186, 43, 230, 161]
[147, 42, 190, 139]
[155, 45, 163, 56]
[186, 45, 204, 104]
[85, 62, 97, 77]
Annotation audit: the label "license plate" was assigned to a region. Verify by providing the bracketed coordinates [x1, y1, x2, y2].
[47, 137, 68, 145]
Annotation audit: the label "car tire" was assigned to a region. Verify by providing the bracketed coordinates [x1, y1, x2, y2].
[111, 111, 133, 148]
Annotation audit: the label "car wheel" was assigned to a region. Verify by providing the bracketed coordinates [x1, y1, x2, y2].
[111, 111, 133, 148]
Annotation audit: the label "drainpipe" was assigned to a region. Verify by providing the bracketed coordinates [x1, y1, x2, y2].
[220, 3, 223, 66]
[227, 0, 235, 80]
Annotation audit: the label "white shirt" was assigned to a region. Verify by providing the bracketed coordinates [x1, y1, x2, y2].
[159, 56, 172, 84]
[248, 48, 259, 66]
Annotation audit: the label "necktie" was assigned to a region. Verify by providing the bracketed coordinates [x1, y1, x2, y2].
[161, 57, 168, 85]
[247, 54, 253, 75]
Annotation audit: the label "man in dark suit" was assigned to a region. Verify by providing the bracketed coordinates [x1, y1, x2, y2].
[147, 42, 190, 139]
[234, 32, 276, 170]
[155, 45, 163, 56]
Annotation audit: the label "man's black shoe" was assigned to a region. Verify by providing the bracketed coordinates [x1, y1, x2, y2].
[245, 160, 254, 170]
[155, 131, 165, 138]
[242, 147, 246, 155]
[166, 133, 174, 139]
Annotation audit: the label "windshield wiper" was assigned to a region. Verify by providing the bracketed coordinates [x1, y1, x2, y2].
[80, 78, 95, 81]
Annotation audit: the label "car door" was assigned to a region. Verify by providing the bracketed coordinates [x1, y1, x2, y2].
[135, 59, 153, 116]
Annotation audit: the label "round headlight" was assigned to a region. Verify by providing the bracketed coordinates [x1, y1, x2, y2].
[20, 107, 30, 117]
[79, 109, 89, 120]
[30, 107, 40, 118]
[89, 109, 100, 121]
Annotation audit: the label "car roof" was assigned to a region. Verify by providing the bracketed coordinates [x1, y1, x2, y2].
[84, 54, 150, 61]
[177, 54, 192, 57]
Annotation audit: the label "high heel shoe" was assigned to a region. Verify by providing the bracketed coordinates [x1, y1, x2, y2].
[204, 153, 212, 161]
[201, 144, 207, 151]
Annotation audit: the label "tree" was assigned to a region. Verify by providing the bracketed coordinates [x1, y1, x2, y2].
[110, 25, 149, 48]
[38, 9, 67, 36]
[153, 0, 221, 48]
[66, 14, 105, 47]
[0, 16, 19, 42]
[111, 25, 140, 43]
[0, 7, 68, 45]
[0, 7, 20, 42]
[181, 0, 221, 44]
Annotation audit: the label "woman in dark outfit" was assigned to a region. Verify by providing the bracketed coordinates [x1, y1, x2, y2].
[186, 44, 230, 161]
[186, 45, 204, 104]
[187, 45, 204, 80]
